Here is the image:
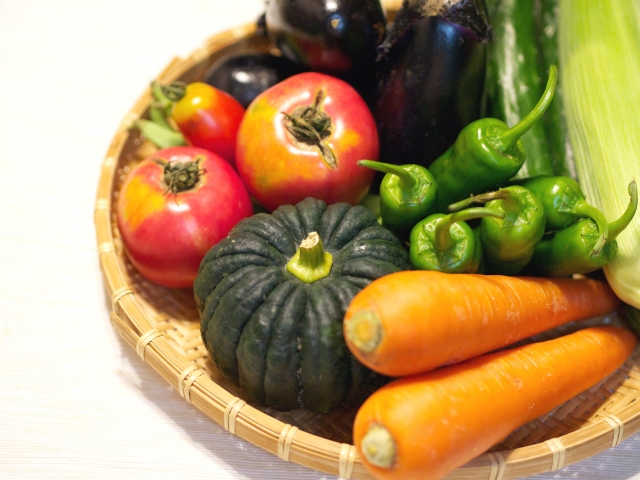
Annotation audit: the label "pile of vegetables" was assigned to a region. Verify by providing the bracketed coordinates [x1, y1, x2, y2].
[194, 197, 409, 412]
[113, 0, 640, 478]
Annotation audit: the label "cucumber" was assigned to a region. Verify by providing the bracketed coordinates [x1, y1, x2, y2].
[485, 0, 554, 178]
[536, 0, 576, 179]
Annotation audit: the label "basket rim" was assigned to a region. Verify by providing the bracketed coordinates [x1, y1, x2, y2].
[94, 11, 640, 480]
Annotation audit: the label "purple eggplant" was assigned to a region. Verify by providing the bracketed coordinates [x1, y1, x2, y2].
[264, 0, 387, 102]
[203, 52, 306, 108]
[373, 0, 491, 170]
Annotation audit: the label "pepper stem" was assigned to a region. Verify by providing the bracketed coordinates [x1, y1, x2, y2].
[357, 160, 416, 189]
[448, 189, 512, 211]
[285, 232, 333, 283]
[560, 201, 609, 242]
[608, 180, 638, 241]
[433, 207, 505, 251]
[496, 65, 557, 151]
[590, 232, 608, 257]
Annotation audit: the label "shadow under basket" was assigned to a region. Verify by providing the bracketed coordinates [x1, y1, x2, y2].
[94, 5, 640, 479]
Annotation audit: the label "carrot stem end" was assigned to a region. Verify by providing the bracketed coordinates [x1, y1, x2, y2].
[345, 310, 383, 353]
[361, 424, 396, 469]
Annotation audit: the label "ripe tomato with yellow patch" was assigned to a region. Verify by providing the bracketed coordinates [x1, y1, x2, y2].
[235, 72, 379, 212]
[116, 146, 253, 288]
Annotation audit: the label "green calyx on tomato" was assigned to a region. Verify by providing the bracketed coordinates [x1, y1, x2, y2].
[158, 81, 188, 102]
[282, 89, 337, 169]
[153, 155, 205, 196]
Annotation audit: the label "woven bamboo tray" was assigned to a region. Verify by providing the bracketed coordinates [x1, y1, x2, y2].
[94, 3, 640, 479]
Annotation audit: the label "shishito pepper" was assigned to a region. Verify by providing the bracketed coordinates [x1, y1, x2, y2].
[527, 181, 638, 277]
[357, 160, 437, 234]
[409, 207, 504, 274]
[451, 185, 546, 275]
[429, 65, 557, 212]
[512, 174, 608, 234]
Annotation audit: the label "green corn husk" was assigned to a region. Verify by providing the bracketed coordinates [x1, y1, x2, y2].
[559, 0, 640, 308]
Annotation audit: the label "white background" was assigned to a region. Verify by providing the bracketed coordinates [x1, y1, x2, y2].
[1, 1, 640, 479]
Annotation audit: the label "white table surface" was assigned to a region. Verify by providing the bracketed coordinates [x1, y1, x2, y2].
[1, 1, 640, 479]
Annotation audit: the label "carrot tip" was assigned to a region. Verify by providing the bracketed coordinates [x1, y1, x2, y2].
[345, 309, 383, 353]
[361, 424, 396, 469]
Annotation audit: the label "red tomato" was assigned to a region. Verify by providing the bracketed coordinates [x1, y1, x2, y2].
[171, 82, 245, 167]
[235, 72, 379, 212]
[116, 146, 253, 288]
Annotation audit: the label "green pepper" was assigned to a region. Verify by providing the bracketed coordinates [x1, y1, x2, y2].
[451, 185, 546, 275]
[357, 160, 437, 234]
[429, 65, 557, 212]
[513, 174, 609, 234]
[527, 181, 638, 277]
[409, 207, 504, 274]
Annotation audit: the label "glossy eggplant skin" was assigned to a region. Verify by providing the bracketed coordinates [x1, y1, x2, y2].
[264, 0, 387, 101]
[203, 53, 306, 108]
[373, 0, 491, 170]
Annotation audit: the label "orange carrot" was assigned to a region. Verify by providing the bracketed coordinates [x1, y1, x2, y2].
[353, 325, 637, 480]
[343, 270, 621, 377]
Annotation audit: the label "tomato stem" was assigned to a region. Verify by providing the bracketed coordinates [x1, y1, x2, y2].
[282, 89, 337, 169]
[154, 155, 205, 197]
[159, 81, 188, 102]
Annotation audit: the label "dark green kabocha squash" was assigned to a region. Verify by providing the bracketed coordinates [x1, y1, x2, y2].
[194, 197, 409, 412]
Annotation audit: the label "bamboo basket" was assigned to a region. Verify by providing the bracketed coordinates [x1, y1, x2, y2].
[94, 2, 640, 478]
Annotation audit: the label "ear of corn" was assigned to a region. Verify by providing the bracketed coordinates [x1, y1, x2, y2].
[559, 0, 640, 308]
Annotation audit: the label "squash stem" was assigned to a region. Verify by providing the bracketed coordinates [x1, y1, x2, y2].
[286, 232, 333, 283]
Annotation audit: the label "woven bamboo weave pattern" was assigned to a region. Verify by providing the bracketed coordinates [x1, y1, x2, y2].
[95, 6, 640, 479]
